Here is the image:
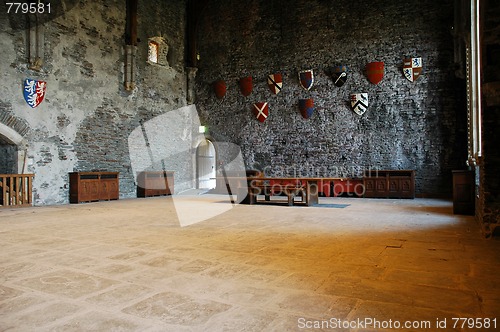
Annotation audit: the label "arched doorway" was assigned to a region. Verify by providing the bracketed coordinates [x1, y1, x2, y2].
[196, 139, 216, 189]
[0, 123, 26, 174]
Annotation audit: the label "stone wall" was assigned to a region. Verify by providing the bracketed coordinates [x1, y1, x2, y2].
[0, 0, 190, 205]
[194, 0, 468, 196]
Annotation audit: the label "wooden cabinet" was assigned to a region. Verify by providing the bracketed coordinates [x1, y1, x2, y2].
[137, 171, 174, 197]
[69, 172, 119, 203]
[452, 170, 475, 215]
[363, 170, 415, 198]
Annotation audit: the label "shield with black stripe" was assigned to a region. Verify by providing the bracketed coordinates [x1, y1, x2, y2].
[253, 102, 269, 122]
[332, 65, 348, 87]
[213, 80, 226, 99]
[350, 93, 368, 115]
[299, 98, 314, 119]
[267, 73, 283, 95]
[298, 69, 314, 90]
[239, 76, 253, 97]
[366, 62, 384, 84]
[403, 57, 422, 82]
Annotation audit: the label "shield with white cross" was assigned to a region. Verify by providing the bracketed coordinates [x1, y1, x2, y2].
[252, 102, 269, 123]
[403, 57, 422, 82]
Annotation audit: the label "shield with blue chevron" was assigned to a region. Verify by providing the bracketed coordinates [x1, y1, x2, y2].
[350, 93, 368, 115]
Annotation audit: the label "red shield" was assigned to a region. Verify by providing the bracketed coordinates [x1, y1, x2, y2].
[366, 61, 384, 84]
[239, 76, 253, 97]
[252, 102, 269, 122]
[213, 80, 226, 99]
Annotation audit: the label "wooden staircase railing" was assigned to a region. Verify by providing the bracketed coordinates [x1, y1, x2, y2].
[0, 174, 34, 207]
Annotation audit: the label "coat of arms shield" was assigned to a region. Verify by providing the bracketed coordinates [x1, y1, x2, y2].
[403, 57, 422, 82]
[239, 76, 253, 97]
[299, 98, 314, 119]
[350, 93, 368, 115]
[267, 73, 283, 95]
[253, 102, 269, 122]
[23, 78, 46, 108]
[332, 65, 348, 87]
[298, 69, 314, 90]
[213, 80, 226, 99]
[366, 62, 384, 85]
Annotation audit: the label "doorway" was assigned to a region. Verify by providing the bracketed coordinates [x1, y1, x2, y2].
[196, 139, 216, 189]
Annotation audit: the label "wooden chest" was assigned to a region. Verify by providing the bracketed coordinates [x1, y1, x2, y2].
[69, 172, 119, 203]
[137, 171, 174, 197]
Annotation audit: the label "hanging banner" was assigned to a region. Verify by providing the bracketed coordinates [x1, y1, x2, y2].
[350, 93, 368, 115]
[299, 98, 314, 119]
[403, 57, 422, 82]
[23, 78, 46, 108]
[267, 73, 283, 95]
[298, 69, 314, 90]
[365, 62, 384, 84]
[252, 102, 269, 122]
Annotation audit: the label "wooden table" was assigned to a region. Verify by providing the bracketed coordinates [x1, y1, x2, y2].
[236, 177, 345, 206]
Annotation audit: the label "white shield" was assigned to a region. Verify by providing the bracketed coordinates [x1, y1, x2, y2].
[350, 93, 369, 115]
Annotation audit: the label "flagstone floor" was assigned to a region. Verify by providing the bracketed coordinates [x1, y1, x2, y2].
[0, 195, 499, 331]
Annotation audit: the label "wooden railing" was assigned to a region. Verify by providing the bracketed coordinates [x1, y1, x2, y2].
[0, 174, 34, 208]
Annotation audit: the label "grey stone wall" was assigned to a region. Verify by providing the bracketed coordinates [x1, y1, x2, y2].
[194, 0, 468, 196]
[0, 0, 189, 205]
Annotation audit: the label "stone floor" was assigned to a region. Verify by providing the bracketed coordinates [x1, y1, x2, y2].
[0, 195, 499, 331]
